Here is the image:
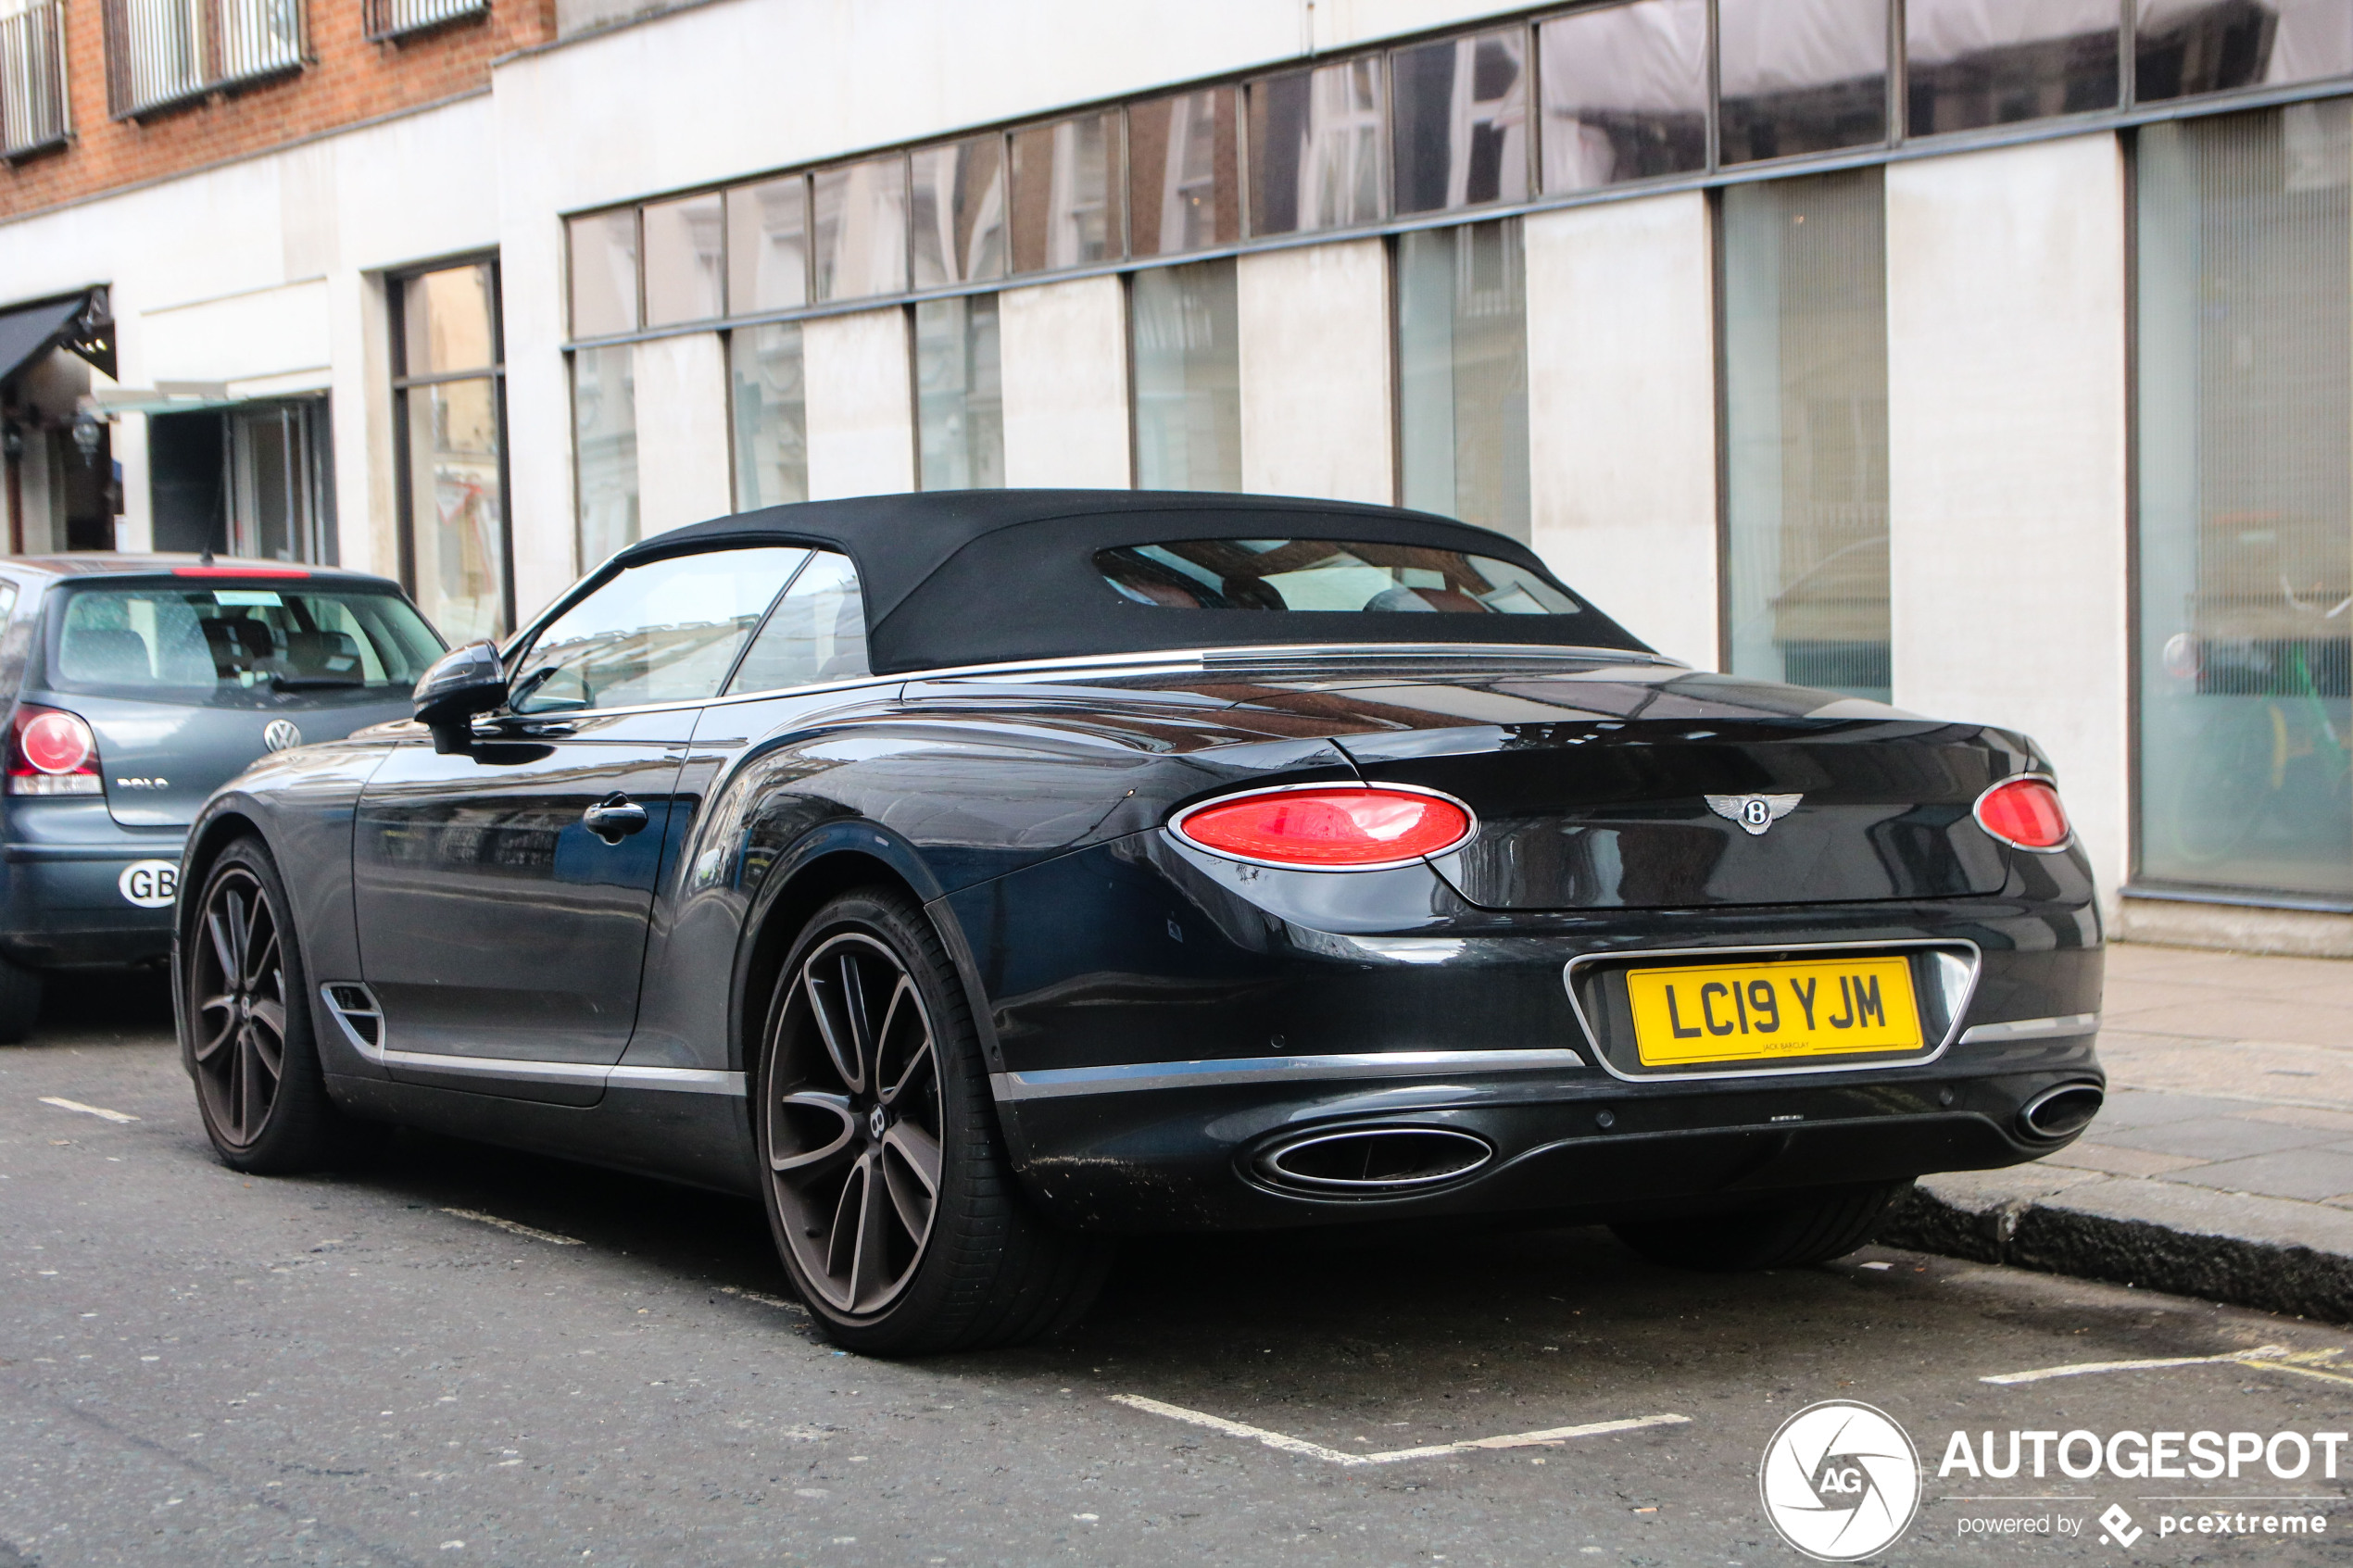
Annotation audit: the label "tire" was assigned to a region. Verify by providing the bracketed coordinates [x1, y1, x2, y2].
[754, 887, 1113, 1354]
[185, 835, 350, 1173]
[1609, 1180, 1913, 1273]
[0, 953, 41, 1044]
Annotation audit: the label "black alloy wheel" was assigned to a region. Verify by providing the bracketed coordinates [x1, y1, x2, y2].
[185, 837, 348, 1172]
[768, 929, 946, 1316]
[755, 889, 1112, 1353]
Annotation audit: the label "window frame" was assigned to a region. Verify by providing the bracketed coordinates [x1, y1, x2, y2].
[389, 252, 516, 642]
[502, 543, 874, 714]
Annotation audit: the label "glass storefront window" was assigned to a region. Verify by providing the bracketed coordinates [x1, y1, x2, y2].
[2137, 1, 2353, 104]
[1130, 259, 1240, 492]
[1720, 169, 1892, 701]
[1011, 112, 1125, 272]
[911, 136, 1010, 287]
[1718, 0, 1890, 165]
[396, 261, 508, 644]
[568, 209, 638, 337]
[1390, 27, 1529, 216]
[727, 176, 810, 314]
[912, 295, 1004, 492]
[1396, 220, 1529, 540]
[573, 344, 638, 568]
[2135, 104, 2352, 899]
[642, 192, 724, 326]
[1249, 57, 1385, 235]
[1906, 0, 2120, 136]
[1538, 0, 1708, 193]
[812, 155, 909, 302]
[731, 322, 807, 510]
[1128, 88, 1240, 257]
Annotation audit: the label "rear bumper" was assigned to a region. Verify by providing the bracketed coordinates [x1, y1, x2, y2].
[1001, 1050, 2100, 1232]
[951, 832, 2106, 1234]
[0, 824, 185, 969]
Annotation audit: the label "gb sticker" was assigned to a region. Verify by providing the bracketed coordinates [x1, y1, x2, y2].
[118, 859, 179, 909]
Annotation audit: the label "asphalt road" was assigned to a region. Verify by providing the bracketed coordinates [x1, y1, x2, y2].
[6, 978, 2353, 1567]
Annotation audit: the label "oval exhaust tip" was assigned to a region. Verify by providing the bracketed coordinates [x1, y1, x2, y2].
[1256, 1126, 1492, 1195]
[2020, 1083, 2104, 1142]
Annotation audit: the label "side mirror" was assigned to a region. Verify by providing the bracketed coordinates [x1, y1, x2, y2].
[411, 640, 508, 755]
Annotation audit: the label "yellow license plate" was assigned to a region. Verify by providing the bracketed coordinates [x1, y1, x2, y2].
[1624, 955, 1924, 1069]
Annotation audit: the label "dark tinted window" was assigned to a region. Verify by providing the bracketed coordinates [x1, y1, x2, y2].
[1096, 539, 1580, 615]
[49, 583, 444, 697]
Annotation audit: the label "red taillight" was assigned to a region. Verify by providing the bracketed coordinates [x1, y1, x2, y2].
[7, 705, 102, 797]
[1975, 776, 2070, 850]
[1172, 786, 1475, 869]
[171, 565, 309, 579]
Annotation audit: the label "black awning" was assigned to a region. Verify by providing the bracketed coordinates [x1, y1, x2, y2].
[0, 291, 106, 389]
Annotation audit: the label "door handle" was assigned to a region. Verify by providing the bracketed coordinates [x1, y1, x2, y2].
[582, 792, 650, 844]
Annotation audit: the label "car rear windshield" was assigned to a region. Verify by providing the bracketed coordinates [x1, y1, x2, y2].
[46, 583, 445, 698]
[1097, 539, 1583, 616]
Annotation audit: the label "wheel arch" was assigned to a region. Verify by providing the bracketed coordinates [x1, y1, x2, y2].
[173, 802, 270, 1073]
[729, 822, 1003, 1089]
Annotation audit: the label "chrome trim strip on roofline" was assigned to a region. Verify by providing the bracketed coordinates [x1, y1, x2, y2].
[1560, 939, 1984, 1085]
[315, 985, 746, 1096]
[1957, 1013, 2100, 1046]
[988, 1047, 1588, 1101]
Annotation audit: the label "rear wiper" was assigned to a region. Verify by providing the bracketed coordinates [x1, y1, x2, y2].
[270, 673, 369, 691]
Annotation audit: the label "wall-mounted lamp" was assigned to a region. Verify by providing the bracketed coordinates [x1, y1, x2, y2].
[71, 410, 104, 467]
[0, 424, 19, 460]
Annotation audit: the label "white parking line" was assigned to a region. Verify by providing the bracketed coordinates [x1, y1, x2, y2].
[1108, 1392, 1689, 1467]
[440, 1208, 583, 1246]
[716, 1284, 808, 1316]
[39, 1097, 138, 1124]
[1982, 1345, 2318, 1385]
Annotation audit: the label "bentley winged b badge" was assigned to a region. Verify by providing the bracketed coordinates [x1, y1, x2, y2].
[1706, 793, 1803, 835]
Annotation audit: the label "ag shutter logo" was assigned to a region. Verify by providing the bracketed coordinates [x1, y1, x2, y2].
[263, 719, 303, 752]
[1760, 1400, 1922, 1561]
[118, 859, 179, 909]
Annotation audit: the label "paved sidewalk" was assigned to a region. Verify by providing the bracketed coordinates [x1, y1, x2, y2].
[1886, 942, 2353, 1320]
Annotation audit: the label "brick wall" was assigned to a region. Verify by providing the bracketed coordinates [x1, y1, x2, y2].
[0, 0, 557, 220]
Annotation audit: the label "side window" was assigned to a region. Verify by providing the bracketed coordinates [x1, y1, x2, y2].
[510, 546, 810, 713]
[724, 551, 869, 694]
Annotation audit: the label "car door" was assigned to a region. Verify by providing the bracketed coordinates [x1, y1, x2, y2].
[352, 545, 813, 1086]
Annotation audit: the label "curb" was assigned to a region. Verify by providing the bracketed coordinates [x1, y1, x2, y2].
[1881, 1168, 2353, 1325]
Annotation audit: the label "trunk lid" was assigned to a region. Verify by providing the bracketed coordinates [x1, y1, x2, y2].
[1209, 664, 2020, 909]
[53, 688, 416, 827]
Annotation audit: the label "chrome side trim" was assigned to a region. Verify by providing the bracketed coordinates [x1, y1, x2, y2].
[1560, 938, 1983, 1085]
[608, 1065, 748, 1096]
[1957, 1013, 2099, 1045]
[313, 985, 743, 1096]
[989, 1047, 1587, 1101]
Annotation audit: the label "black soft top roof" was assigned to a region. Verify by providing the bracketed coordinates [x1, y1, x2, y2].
[607, 490, 1648, 676]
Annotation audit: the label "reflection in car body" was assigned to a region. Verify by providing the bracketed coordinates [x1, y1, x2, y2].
[173, 492, 2103, 1353]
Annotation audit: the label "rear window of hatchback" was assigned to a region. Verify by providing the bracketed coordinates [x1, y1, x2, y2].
[42, 581, 445, 700]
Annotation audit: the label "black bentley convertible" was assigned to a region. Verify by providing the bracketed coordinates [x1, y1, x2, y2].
[175, 491, 2104, 1351]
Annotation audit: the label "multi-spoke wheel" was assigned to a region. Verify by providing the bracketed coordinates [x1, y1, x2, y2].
[754, 889, 1112, 1353]
[767, 931, 945, 1316]
[183, 837, 347, 1172]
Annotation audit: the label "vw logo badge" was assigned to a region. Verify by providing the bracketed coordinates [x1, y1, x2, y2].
[1757, 1399, 1920, 1561]
[262, 719, 303, 753]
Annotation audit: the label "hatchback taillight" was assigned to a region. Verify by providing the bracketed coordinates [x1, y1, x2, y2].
[1171, 785, 1475, 869]
[8, 705, 102, 797]
[1975, 776, 2070, 850]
